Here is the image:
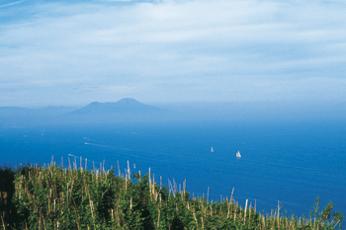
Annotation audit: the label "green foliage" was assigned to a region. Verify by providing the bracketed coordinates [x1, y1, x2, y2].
[0, 168, 15, 229]
[0, 163, 343, 229]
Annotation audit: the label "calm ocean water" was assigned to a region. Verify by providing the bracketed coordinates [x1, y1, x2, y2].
[1, 121, 346, 215]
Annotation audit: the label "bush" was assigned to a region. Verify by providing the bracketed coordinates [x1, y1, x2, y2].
[0, 162, 343, 229]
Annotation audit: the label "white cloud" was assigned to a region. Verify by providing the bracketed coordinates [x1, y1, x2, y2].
[0, 0, 346, 105]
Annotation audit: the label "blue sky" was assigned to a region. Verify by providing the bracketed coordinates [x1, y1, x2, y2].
[0, 0, 346, 106]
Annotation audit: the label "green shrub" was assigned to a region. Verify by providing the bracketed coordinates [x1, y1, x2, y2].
[0, 162, 343, 230]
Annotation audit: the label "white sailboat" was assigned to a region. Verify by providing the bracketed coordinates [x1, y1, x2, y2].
[235, 150, 241, 159]
[210, 147, 215, 153]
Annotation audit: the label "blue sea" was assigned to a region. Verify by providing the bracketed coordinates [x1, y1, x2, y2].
[1, 120, 346, 216]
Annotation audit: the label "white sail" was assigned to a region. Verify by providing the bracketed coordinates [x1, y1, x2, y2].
[235, 150, 241, 159]
[210, 147, 214, 153]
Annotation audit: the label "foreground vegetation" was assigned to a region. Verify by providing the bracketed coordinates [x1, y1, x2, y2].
[0, 159, 343, 229]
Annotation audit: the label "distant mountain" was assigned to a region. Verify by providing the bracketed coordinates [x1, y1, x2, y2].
[73, 98, 159, 115]
[0, 106, 75, 117]
[0, 99, 162, 126]
[0, 106, 31, 116]
[0, 106, 76, 127]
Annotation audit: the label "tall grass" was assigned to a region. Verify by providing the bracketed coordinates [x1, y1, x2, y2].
[0, 159, 343, 229]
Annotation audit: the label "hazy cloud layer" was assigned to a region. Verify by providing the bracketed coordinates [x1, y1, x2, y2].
[0, 0, 346, 106]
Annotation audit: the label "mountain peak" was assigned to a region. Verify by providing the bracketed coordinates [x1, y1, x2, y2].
[74, 98, 158, 115]
[116, 97, 141, 105]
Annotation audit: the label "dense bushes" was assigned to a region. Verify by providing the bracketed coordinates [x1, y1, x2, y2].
[0, 162, 343, 229]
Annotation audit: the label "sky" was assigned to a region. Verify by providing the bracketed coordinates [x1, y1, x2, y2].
[0, 0, 346, 106]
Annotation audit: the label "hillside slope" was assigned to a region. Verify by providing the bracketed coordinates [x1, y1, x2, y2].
[0, 163, 343, 229]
